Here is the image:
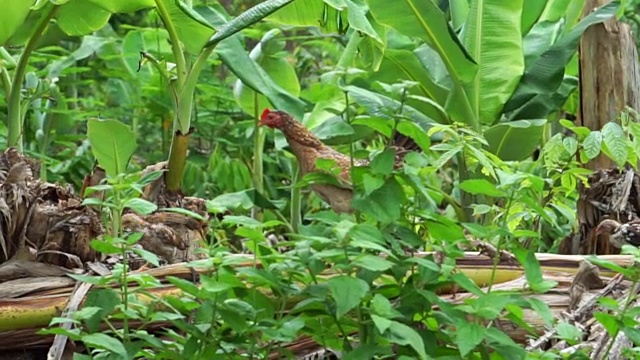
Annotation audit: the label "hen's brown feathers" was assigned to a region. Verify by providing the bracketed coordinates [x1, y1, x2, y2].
[260, 109, 419, 213]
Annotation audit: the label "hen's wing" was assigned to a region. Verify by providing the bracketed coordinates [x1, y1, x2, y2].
[314, 147, 369, 190]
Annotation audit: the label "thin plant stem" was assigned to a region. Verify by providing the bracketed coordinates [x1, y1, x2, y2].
[252, 93, 265, 221]
[290, 163, 301, 233]
[7, 5, 60, 149]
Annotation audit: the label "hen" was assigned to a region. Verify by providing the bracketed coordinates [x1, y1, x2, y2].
[595, 218, 640, 247]
[259, 108, 419, 213]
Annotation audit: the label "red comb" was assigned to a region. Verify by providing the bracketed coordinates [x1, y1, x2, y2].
[260, 108, 271, 120]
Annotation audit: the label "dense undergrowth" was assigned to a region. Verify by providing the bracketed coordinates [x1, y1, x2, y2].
[2, 0, 640, 358]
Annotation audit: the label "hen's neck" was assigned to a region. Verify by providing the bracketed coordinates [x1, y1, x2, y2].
[280, 118, 325, 150]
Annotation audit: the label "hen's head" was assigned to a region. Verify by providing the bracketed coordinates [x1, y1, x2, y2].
[596, 219, 621, 235]
[259, 108, 288, 129]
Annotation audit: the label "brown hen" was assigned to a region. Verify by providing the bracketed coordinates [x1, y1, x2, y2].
[259, 108, 420, 213]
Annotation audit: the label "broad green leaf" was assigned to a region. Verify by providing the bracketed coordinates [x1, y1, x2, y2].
[601, 122, 628, 168]
[505, 75, 578, 121]
[485, 327, 526, 358]
[514, 248, 558, 293]
[0, 1, 35, 45]
[582, 131, 602, 162]
[344, 0, 382, 42]
[352, 177, 405, 223]
[345, 85, 439, 128]
[327, 276, 369, 318]
[348, 222, 385, 243]
[90, 239, 122, 255]
[122, 29, 172, 78]
[268, 0, 348, 33]
[370, 149, 395, 176]
[87, 118, 136, 177]
[160, 0, 214, 54]
[82, 289, 121, 332]
[371, 314, 392, 333]
[396, 121, 430, 151]
[357, 14, 386, 70]
[383, 49, 449, 105]
[367, 0, 477, 84]
[353, 254, 394, 271]
[206, 0, 294, 47]
[459, 179, 506, 197]
[522, 20, 564, 68]
[521, 0, 548, 35]
[594, 312, 619, 336]
[198, 6, 305, 119]
[81, 334, 128, 358]
[234, 29, 301, 117]
[86, 0, 154, 13]
[483, 119, 546, 160]
[124, 198, 158, 215]
[57, 1, 111, 36]
[504, 2, 617, 113]
[527, 298, 554, 326]
[449, 0, 469, 29]
[556, 321, 583, 343]
[540, 0, 574, 23]
[48, 36, 112, 79]
[384, 320, 428, 360]
[455, 321, 485, 356]
[222, 215, 263, 228]
[461, 0, 524, 124]
[313, 116, 375, 145]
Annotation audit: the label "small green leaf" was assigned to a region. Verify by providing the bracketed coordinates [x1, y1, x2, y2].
[124, 198, 157, 215]
[131, 247, 160, 267]
[90, 239, 122, 255]
[471, 204, 492, 216]
[384, 320, 428, 360]
[602, 122, 629, 167]
[87, 118, 136, 177]
[459, 179, 506, 197]
[514, 248, 557, 293]
[222, 215, 263, 228]
[582, 130, 603, 161]
[455, 322, 485, 356]
[594, 312, 619, 336]
[81, 289, 120, 335]
[327, 276, 369, 318]
[352, 177, 405, 223]
[166, 276, 200, 296]
[396, 120, 430, 151]
[81, 334, 128, 358]
[556, 321, 583, 344]
[527, 298, 554, 327]
[370, 149, 395, 176]
[362, 174, 385, 195]
[371, 314, 392, 333]
[353, 254, 394, 272]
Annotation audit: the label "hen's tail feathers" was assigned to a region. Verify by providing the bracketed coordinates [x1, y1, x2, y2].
[390, 132, 422, 166]
[391, 132, 421, 152]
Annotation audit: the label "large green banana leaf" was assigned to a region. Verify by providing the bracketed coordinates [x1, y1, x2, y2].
[461, 0, 524, 125]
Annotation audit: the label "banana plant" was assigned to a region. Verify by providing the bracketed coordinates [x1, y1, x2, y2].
[272, 0, 619, 161]
[0, 0, 305, 192]
[143, 0, 306, 191]
[364, 0, 619, 161]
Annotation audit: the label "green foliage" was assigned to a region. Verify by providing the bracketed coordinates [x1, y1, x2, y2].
[87, 118, 137, 177]
[8, 0, 640, 358]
